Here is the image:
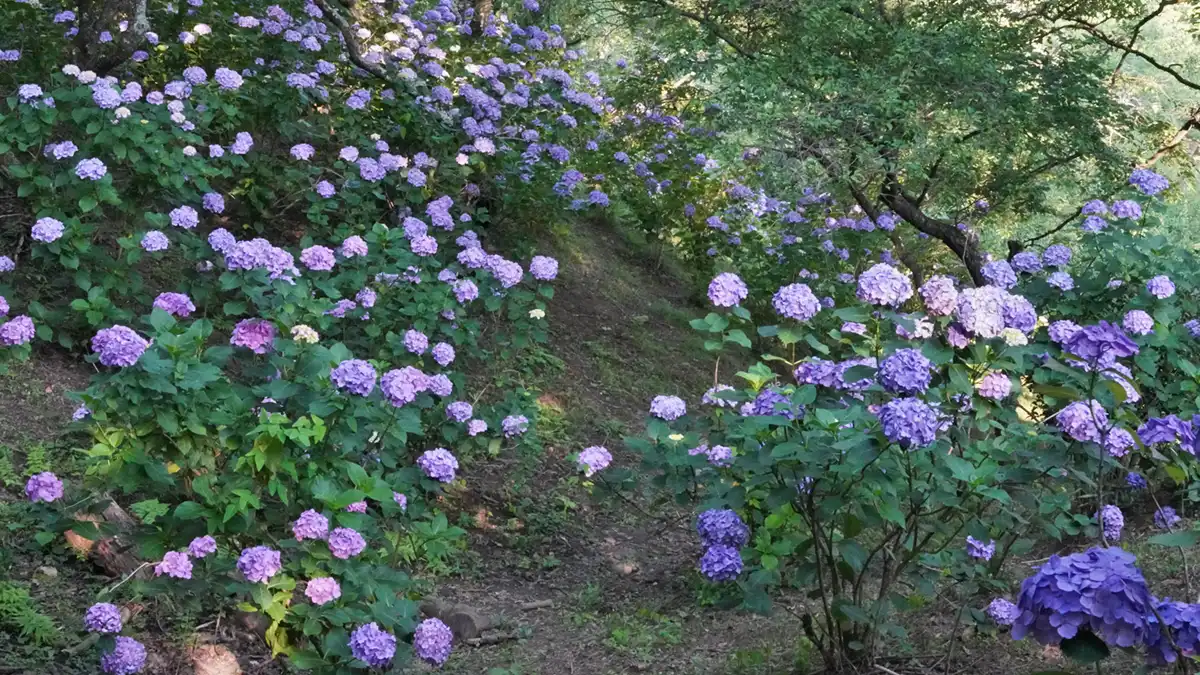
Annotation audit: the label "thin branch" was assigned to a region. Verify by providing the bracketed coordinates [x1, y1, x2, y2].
[1071, 19, 1200, 92]
[1111, 0, 1180, 82]
[631, 0, 758, 59]
[312, 0, 399, 85]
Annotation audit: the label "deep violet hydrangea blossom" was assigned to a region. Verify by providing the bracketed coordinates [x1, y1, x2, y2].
[84, 602, 123, 633]
[101, 636, 146, 674]
[1042, 245, 1072, 268]
[856, 263, 912, 307]
[1098, 504, 1125, 541]
[878, 348, 934, 395]
[772, 283, 820, 321]
[418, 447, 459, 482]
[981, 260, 1017, 289]
[349, 623, 396, 668]
[696, 509, 750, 548]
[1130, 168, 1169, 196]
[331, 359, 377, 396]
[707, 272, 748, 307]
[237, 546, 281, 583]
[91, 326, 150, 367]
[1011, 252, 1042, 273]
[966, 536, 995, 561]
[1138, 414, 1200, 453]
[987, 598, 1021, 626]
[650, 395, 687, 420]
[878, 398, 940, 448]
[1064, 321, 1138, 366]
[1154, 506, 1183, 530]
[1011, 546, 1152, 648]
[1146, 600, 1200, 664]
[699, 545, 743, 581]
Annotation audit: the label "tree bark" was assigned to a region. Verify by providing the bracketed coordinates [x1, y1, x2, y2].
[879, 174, 987, 286]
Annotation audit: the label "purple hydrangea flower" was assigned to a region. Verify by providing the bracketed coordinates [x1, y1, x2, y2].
[344, 501, 367, 514]
[91, 326, 149, 367]
[966, 536, 995, 561]
[529, 255, 559, 281]
[502, 414, 529, 437]
[188, 536, 216, 558]
[446, 401, 473, 422]
[31, 217, 65, 243]
[290, 143, 315, 160]
[772, 283, 820, 321]
[101, 636, 146, 675]
[404, 329, 429, 354]
[1042, 245, 1072, 268]
[331, 359, 377, 396]
[1104, 427, 1136, 457]
[878, 349, 933, 395]
[577, 446, 612, 477]
[300, 245, 336, 271]
[976, 371, 1012, 400]
[293, 509, 329, 541]
[141, 231, 169, 252]
[431, 342, 455, 366]
[1123, 310, 1154, 336]
[230, 318, 275, 353]
[650, 395, 687, 421]
[982, 260, 1017, 289]
[305, 577, 341, 605]
[0, 315, 34, 346]
[25, 472, 62, 502]
[1128, 472, 1149, 489]
[328, 527, 366, 559]
[85, 602, 122, 633]
[987, 598, 1021, 626]
[1130, 168, 1169, 195]
[857, 263, 913, 307]
[1058, 400, 1108, 443]
[153, 292, 194, 317]
[1011, 546, 1150, 647]
[1047, 271, 1074, 291]
[154, 550, 193, 579]
[214, 67, 243, 90]
[877, 398, 939, 449]
[453, 279, 479, 303]
[468, 419, 488, 436]
[381, 367, 428, 407]
[1011, 252, 1042, 273]
[349, 623, 396, 668]
[699, 545, 743, 581]
[208, 228, 236, 253]
[1064, 321, 1138, 366]
[919, 275, 958, 316]
[1098, 504, 1125, 541]
[237, 546, 281, 583]
[418, 447, 459, 482]
[341, 235, 368, 257]
[414, 618, 454, 666]
[169, 205, 199, 230]
[696, 509, 749, 548]
[1154, 506, 1182, 530]
[707, 272, 748, 307]
[1112, 199, 1142, 220]
[1048, 320, 1082, 344]
[1147, 275, 1175, 299]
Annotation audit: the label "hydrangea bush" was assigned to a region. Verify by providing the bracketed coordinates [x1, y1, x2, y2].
[604, 169, 1200, 668]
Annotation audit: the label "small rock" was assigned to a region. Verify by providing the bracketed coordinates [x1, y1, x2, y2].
[189, 644, 242, 675]
[34, 566, 58, 580]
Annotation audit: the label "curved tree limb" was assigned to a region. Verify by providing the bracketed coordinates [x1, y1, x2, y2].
[312, 0, 397, 84]
[1070, 18, 1200, 92]
[1110, 0, 1180, 82]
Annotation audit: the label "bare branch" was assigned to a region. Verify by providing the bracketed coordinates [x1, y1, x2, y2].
[1070, 18, 1200, 92]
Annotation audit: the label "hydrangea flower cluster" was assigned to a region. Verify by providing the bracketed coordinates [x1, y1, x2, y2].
[708, 272, 748, 307]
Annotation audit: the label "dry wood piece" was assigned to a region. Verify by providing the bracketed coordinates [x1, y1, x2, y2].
[520, 599, 554, 610]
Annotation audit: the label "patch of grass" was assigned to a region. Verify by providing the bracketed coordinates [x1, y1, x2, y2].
[603, 608, 684, 660]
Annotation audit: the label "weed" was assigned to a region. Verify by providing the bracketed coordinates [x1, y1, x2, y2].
[0, 581, 59, 646]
